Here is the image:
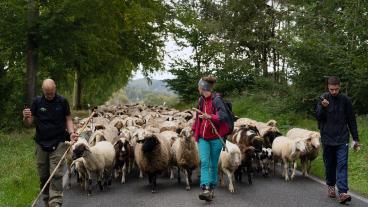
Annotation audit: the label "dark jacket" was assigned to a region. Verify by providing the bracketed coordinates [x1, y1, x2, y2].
[31, 94, 71, 148]
[192, 93, 233, 142]
[316, 92, 359, 146]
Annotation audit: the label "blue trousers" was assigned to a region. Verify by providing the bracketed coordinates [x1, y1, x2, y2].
[198, 138, 223, 188]
[322, 144, 349, 194]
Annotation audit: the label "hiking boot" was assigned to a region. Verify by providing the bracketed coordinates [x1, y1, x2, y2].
[199, 186, 213, 202]
[49, 203, 62, 207]
[338, 193, 352, 204]
[43, 200, 49, 207]
[209, 184, 215, 198]
[209, 188, 215, 198]
[42, 196, 49, 207]
[328, 186, 336, 198]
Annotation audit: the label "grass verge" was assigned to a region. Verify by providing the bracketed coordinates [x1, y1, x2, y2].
[0, 110, 90, 207]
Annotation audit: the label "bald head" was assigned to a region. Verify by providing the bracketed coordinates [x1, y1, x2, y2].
[42, 79, 56, 100]
[42, 79, 56, 89]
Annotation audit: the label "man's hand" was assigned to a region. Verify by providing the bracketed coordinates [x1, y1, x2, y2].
[321, 99, 329, 107]
[199, 113, 211, 120]
[352, 141, 361, 152]
[70, 132, 79, 142]
[23, 108, 32, 120]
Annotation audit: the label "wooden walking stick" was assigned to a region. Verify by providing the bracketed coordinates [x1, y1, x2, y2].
[31, 110, 96, 207]
[192, 108, 229, 152]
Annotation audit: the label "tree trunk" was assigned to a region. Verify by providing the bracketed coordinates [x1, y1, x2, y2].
[262, 47, 268, 77]
[271, 0, 277, 81]
[26, 0, 39, 104]
[73, 68, 82, 110]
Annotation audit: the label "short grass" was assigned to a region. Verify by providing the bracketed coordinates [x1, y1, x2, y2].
[0, 129, 38, 207]
[0, 110, 90, 207]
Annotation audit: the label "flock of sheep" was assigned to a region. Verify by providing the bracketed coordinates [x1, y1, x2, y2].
[66, 103, 321, 195]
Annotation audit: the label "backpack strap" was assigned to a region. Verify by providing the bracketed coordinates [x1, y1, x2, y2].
[198, 96, 204, 112]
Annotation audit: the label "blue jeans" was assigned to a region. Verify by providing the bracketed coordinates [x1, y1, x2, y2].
[198, 138, 223, 188]
[322, 143, 349, 194]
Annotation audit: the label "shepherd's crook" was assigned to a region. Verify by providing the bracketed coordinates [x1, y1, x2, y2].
[31, 111, 96, 207]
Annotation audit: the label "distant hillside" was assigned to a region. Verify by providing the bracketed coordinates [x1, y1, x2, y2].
[119, 78, 178, 106]
[126, 78, 175, 95]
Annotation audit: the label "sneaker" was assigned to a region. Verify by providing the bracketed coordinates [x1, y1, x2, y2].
[338, 193, 352, 204]
[199, 187, 213, 202]
[328, 186, 336, 198]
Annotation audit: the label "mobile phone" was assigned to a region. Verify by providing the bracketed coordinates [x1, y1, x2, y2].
[24, 104, 29, 109]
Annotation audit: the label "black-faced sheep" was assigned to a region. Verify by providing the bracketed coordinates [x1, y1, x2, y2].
[256, 147, 273, 176]
[65, 135, 90, 190]
[134, 133, 172, 193]
[113, 137, 133, 184]
[70, 158, 88, 191]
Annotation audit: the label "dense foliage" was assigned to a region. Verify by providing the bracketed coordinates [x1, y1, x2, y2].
[2, 0, 368, 130]
[166, 0, 368, 115]
[0, 0, 169, 130]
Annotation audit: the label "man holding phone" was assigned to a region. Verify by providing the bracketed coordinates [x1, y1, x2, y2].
[23, 79, 78, 207]
[316, 76, 361, 204]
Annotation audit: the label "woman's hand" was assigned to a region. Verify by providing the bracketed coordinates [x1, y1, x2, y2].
[199, 113, 211, 120]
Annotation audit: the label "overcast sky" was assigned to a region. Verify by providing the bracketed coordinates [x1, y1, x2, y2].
[132, 0, 279, 81]
[132, 35, 192, 80]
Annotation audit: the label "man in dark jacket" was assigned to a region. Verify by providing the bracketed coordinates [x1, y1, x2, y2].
[316, 76, 361, 204]
[23, 79, 78, 207]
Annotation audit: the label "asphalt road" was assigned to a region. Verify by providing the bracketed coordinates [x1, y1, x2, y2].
[34, 167, 368, 207]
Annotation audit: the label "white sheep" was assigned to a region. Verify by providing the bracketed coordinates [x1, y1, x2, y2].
[159, 121, 177, 132]
[235, 118, 258, 128]
[171, 127, 199, 190]
[145, 126, 161, 134]
[286, 128, 321, 176]
[72, 141, 116, 195]
[218, 141, 242, 193]
[160, 130, 179, 147]
[272, 136, 306, 181]
[255, 120, 282, 147]
[88, 130, 106, 146]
